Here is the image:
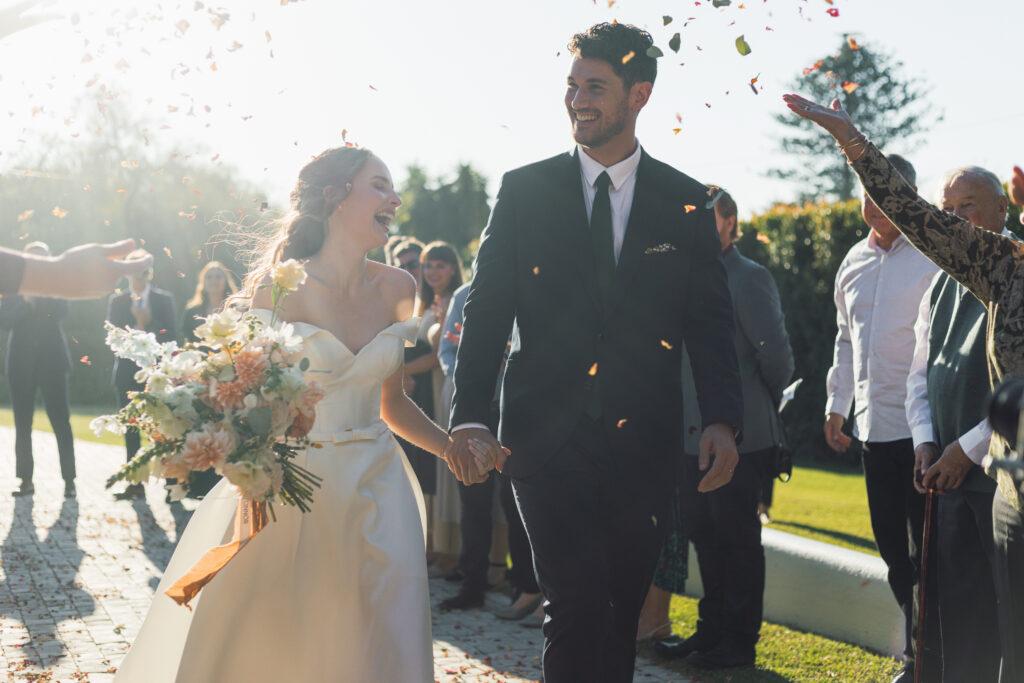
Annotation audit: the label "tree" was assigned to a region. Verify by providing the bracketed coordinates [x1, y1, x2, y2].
[394, 163, 490, 259]
[769, 37, 940, 202]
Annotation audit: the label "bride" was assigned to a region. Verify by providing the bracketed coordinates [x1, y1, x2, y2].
[114, 147, 499, 682]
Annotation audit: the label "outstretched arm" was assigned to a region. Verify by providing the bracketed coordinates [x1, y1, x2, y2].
[783, 94, 1024, 306]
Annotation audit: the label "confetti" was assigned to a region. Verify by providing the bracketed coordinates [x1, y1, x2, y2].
[675, 112, 683, 124]
[51, 206, 68, 219]
[735, 35, 752, 56]
[749, 74, 760, 94]
[841, 81, 860, 94]
[532, 266, 541, 275]
[663, 15, 673, 25]
[847, 36, 860, 51]
[163, 247, 173, 258]
[621, 50, 636, 64]
[712, 0, 731, 6]
[756, 232, 771, 244]
[175, 19, 190, 34]
[827, 7, 840, 17]
[672, 127, 682, 135]
[668, 33, 681, 53]
[683, 204, 697, 213]
[660, 340, 674, 350]
[617, 419, 629, 429]
[646, 46, 663, 58]
[588, 363, 599, 377]
[120, 159, 139, 169]
[79, 355, 91, 366]
[16, 209, 33, 222]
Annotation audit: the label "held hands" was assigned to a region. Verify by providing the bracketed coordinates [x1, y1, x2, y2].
[913, 442, 941, 494]
[922, 440, 974, 493]
[782, 94, 861, 149]
[697, 423, 740, 493]
[443, 428, 510, 485]
[824, 413, 852, 453]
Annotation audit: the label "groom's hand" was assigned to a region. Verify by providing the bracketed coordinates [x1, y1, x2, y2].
[447, 428, 500, 485]
[697, 423, 739, 493]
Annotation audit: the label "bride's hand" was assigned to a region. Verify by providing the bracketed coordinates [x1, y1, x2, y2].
[782, 94, 861, 147]
[467, 438, 510, 476]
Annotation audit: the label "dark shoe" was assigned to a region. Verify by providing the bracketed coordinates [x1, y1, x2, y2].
[12, 481, 34, 497]
[439, 588, 485, 611]
[688, 641, 755, 670]
[114, 483, 145, 500]
[64, 482, 76, 499]
[494, 592, 544, 621]
[654, 631, 718, 660]
[443, 568, 465, 583]
[891, 664, 913, 683]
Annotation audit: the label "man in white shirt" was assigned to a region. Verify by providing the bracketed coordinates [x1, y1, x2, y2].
[904, 167, 1013, 682]
[824, 155, 941, 683]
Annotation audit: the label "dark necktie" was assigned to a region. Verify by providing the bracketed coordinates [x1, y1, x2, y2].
[591, 171, 616, 304]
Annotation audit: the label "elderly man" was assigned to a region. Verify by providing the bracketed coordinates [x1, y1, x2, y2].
[906, 167, 1014, 682]
[824, 155, 941, 683]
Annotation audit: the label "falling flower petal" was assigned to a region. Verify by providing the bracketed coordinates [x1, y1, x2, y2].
[827, 7, 840, 17]
[660, 340, 674, 350]
[847, 36, 860, 50]
[756, 232, 771, 244]
[735, 35, 752, 56]
[683, 204, 697, 213]
[51, 206, 68, 219]
[622, 50, 636, 64]
[672, 127, 682, 135]
[588, 363, 599, 377]
[663, 15, 673, 25]
[668, 33, 681, 53]
[841, 81, 860, 94]
[617, 419, 628, 429]
[16, 209, 33, 222]
[532, 266, 541, 275]
[79, 356, 91, 366]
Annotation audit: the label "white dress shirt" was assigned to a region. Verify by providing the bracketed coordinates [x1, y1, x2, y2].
[904, 228, 1014, 463]
[825, 232, 939, 442]
[576, 141, 642, 263]
[453, 142, 643, 435]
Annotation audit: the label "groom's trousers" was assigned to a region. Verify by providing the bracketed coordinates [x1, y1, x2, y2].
[512, 416, 673, 683]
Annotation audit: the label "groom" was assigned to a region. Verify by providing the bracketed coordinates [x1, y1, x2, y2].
[449, 22, 743, 682]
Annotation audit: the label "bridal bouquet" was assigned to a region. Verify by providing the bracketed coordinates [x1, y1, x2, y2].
[94, 259, 324, 606]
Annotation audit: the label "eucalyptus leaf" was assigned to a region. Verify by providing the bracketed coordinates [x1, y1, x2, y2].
[713, 0, 731, 7]
[662, 15, 672, 25]
[735, 35, 752, 56]
[646, 46, 664, 59]
[247, 406, 273, 439]
[668, 33, 681, 53]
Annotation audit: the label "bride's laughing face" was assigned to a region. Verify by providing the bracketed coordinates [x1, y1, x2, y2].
[331, 155, 401, 251]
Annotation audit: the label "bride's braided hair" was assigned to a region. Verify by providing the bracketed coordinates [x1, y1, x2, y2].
[239, 146, 372, 302]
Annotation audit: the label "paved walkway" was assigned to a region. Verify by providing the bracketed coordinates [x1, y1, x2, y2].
[0, 427, 682, 682]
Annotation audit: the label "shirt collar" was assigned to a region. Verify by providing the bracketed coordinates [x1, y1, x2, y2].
[576, 140, 642, 191]
[866, 230, 906, 254]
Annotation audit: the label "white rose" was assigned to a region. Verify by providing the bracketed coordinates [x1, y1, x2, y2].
[271, 259, 307, 292]
[105, 323, 163, 367]
[222, 460, 273, 501]
[195, 308, 245, 347]
[164, 349, 204, 380]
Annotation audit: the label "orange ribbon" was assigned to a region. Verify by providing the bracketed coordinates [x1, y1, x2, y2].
[165, 497, 268, 609]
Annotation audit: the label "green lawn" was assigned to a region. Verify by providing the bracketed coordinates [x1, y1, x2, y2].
[1, 405, 898, 680]
[770, 462, 878, 555]
[653, 594, 901, 682]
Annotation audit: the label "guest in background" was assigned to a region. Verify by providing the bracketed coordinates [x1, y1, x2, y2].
[181, 261, 238, 498]
[393, 239, 439, 520]
[409, 240, 464, 568]
[651, 187, 794, 669]
[106, 251, 177, 501]
[905, 167, 1013, 682]
[182, 261, 238, 342]
[437, 276, 540, 615]
[0, 242, 76, 498]
[821, 152, 941, 683]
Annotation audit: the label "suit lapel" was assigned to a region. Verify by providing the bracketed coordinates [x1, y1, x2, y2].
[607, 151, 655, 316]
[555, 150, 601, 312]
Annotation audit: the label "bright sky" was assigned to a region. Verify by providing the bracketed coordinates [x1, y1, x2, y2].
[1, 0, 1022, 219]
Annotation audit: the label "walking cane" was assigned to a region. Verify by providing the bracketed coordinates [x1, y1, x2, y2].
[914, 487, 936, 683]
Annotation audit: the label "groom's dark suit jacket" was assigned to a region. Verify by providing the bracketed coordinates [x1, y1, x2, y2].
[452, 148, 743, 479]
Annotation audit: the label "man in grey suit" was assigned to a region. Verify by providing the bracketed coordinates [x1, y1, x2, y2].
[664, 187, 794, 668]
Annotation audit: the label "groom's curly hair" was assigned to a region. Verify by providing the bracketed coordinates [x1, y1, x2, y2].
[568, 22, 657, 87]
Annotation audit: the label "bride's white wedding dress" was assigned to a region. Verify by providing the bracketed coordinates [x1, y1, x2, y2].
[115, 311, 432, 683]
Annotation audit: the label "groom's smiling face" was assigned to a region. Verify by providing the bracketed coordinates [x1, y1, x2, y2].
[565, 57, 633, 149]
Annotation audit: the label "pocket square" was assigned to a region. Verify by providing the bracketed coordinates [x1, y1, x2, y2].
[644, 243, 677, 255]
